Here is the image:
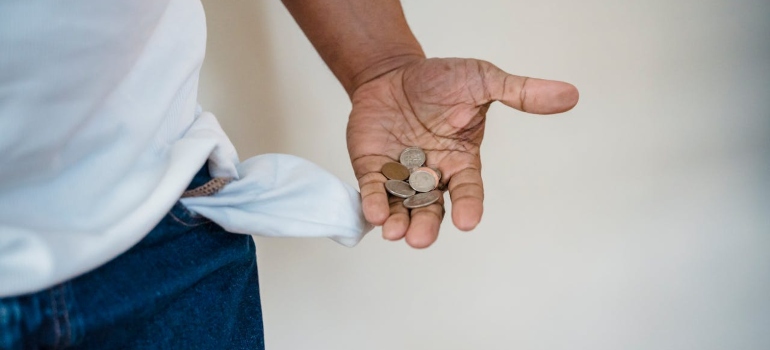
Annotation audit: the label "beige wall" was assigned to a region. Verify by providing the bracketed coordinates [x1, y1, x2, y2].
[198, 1, 770, 349]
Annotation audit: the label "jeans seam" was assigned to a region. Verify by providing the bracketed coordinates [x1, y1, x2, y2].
[58, 284, 72, 347]
[48, 287, 61, 349]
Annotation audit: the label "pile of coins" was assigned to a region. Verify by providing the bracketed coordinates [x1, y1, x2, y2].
[382, 147, 442, 209]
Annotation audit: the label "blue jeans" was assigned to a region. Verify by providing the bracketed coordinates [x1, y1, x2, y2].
[0, 166, 265, 349]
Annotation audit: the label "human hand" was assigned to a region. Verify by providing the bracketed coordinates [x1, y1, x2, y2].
[347, 58, 578, 248]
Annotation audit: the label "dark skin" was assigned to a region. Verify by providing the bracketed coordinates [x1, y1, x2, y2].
[283, 1, 579, 248]
[349, 58, 578, 248]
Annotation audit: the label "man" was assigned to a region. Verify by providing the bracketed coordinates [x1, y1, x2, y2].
[0, 0, 577, 348]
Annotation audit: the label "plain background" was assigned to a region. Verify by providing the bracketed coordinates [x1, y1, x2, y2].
[198, 0, 770, 349]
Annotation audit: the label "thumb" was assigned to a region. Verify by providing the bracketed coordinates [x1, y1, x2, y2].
[483, 61, 579, 115]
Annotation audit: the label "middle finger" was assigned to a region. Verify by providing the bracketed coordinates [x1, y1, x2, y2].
[404, 192, 446, 249]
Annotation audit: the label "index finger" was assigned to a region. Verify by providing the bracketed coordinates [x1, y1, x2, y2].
[353, 155, 392, 225]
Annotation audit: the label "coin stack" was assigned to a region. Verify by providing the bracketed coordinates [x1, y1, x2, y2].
[382, 147, 442, 209]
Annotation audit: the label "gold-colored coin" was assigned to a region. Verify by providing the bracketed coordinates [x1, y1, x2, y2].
[429, 166, 442, 181]
[381, 162, 410, 181]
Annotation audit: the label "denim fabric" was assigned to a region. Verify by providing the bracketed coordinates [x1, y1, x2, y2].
[0, 166, 265, 349]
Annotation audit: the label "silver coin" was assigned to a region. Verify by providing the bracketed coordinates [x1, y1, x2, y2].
[403, 191, 440, 209]
[385, 180, 416, 198]
[399, 147, 426, 169]
[408, 168, 438, 192]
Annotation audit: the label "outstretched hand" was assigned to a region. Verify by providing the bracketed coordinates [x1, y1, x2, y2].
[347, 58, 578, 248]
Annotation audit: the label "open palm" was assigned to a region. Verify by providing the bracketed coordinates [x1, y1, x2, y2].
[347, 58, 578, 248]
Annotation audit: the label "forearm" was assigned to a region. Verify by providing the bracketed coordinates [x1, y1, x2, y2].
[281, 0, 425, 96]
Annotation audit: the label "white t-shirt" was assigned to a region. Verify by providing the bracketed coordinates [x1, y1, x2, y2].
[0, 0, 370, 297]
